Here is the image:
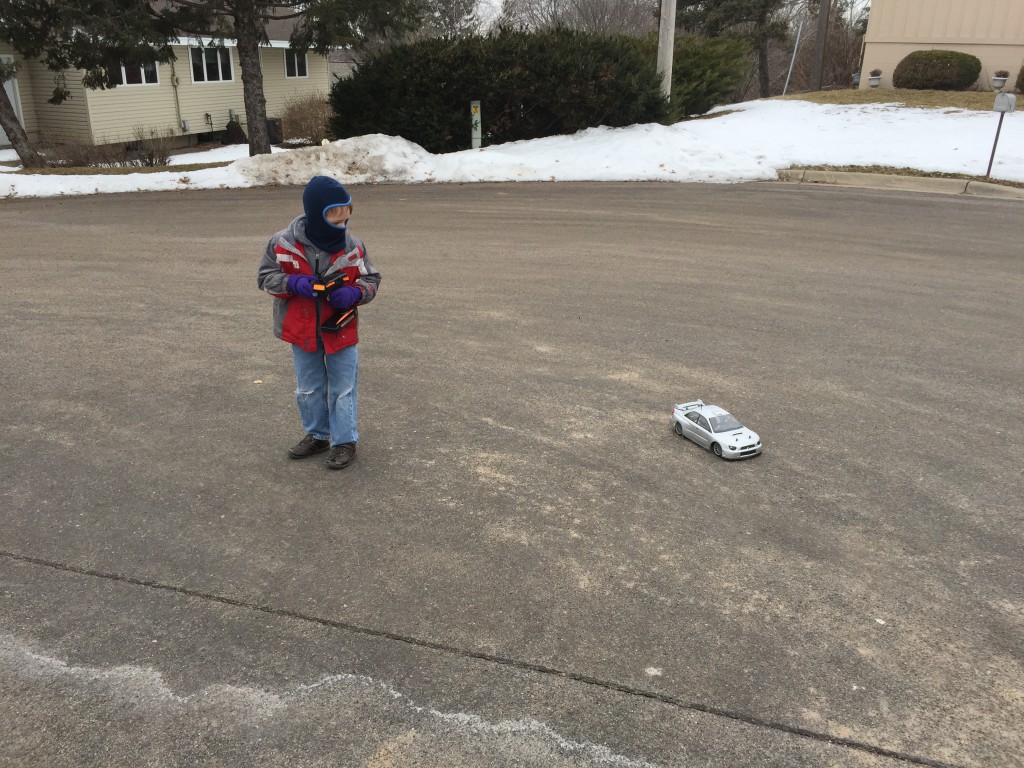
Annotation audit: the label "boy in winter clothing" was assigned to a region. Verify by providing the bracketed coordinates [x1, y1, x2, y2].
[257, 176, 381, 469]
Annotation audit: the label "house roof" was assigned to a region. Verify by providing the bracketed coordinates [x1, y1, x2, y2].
[148, 1, 301, 44]
[263, 12, 300, 44]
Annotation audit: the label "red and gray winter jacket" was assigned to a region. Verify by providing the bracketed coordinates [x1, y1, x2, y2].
[257, 215, 381, 354]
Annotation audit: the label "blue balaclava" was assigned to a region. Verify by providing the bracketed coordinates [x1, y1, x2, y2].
[302, 176, 352, 252]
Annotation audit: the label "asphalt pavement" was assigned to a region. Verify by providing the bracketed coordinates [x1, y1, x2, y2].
[1, 182, 1022, 767]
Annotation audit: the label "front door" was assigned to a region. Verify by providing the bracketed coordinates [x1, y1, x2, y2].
[1, 56, 25, 147]
[693, 414, 713, 448]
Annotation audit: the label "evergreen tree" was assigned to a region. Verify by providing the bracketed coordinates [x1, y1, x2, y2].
[677, 0, 788, 97]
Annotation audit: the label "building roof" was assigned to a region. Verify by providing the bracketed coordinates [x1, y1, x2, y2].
[148, 1, 301, 44]
[263, 12, 300, 44]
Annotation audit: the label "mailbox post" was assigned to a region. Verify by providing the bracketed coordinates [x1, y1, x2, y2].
[987, 92, 1016, 178]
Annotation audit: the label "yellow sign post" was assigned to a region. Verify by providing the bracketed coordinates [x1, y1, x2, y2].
[471, 100, 481, 149]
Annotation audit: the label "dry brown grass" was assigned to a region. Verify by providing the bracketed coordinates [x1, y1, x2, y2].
[796, 164, 1024, 189]
[14, 161, 232, 176]
[280, 92, 333, 146]
[777, 88, 1004, 111]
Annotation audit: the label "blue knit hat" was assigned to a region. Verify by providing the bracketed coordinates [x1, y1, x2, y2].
[302, 176, 352, 252]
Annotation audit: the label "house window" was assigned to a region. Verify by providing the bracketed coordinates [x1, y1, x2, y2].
[285, 50, 307, 78]
[116, 62, 159, 86]
[190, 47, 233, 82]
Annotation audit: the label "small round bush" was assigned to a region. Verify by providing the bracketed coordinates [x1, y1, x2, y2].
[892, 50, 982, 90]
[1016, 65, 1024, 93]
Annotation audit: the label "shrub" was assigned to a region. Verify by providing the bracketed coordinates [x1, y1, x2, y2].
[665, 35, 749, 119]
[329, 28, 667, 153]
[1017, 65, 1024, 93]
[41, 142, 126, 168]
[329, 37, 483, 154]
[870, 68, 882, 77]
[127, 126, 174, 166]
[892, 50, 982, 90]
[41, 127, 175, 168]
[281, 92, 333, 145]
[995, 69, 1010, 78]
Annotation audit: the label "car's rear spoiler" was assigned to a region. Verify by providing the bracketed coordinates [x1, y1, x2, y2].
[674, 399, 704, 411]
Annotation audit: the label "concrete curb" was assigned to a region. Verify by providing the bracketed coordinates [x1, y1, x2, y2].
[963, 179, 1024, 199]
[778, 169, 1024, 200]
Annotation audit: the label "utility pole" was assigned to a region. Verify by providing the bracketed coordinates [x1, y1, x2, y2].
[657, 0, 677, 101]
[810, 0, 833, 91]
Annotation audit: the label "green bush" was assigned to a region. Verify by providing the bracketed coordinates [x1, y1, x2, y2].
[892, 50, 982, 90]
[329, 29, 667, 153]
[328, 38, 477, 155]
[668, 35, 749, 119]
[1016, 65, 1024, 94]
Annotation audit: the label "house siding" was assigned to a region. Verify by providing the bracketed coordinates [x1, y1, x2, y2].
[2, 40, 332, 148]
[174, 46, 247, 138]
[21, 59, 92, 144]
[86, 44, 331, 144]
[86, 59, 180, 145]
[261, 47, 332, 121]
[862, 0, 1024, 88]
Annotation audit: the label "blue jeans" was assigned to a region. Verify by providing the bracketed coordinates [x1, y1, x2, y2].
[291, 343, 358, 446]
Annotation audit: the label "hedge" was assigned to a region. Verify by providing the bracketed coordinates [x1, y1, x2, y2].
[892, 50, 982, 90]
[329, 29, 667, 153]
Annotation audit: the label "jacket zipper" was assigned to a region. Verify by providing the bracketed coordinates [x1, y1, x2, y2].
[313, 250, 322, 349]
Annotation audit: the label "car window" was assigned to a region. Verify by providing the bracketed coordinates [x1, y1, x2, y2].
[697, 415, 711, 431]
[685, 412, 699, 423]
[710, 413, 743, 432]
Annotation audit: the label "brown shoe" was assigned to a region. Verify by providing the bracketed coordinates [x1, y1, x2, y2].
[288, 434, 330, 459]
[325, 442, 356, 470]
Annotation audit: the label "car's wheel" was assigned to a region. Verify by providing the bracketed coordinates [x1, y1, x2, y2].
[711, 443, 723, 458]
[673, 421, 684, 436]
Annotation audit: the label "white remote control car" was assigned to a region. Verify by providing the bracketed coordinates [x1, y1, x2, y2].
[671, 400, 762, 460]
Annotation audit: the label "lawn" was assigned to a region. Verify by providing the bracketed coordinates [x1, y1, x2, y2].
[775, 88, 1021, 187]
[778, 87, 1007, 111]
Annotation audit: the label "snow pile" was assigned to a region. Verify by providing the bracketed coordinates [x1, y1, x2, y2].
[235, 134, 444, 185]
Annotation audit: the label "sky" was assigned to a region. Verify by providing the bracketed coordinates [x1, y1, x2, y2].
[1, 99, 1020, 199]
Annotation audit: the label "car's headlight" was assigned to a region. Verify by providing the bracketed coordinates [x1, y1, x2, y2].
[728, 445, 736, 451]
[756, 440, 761, 445]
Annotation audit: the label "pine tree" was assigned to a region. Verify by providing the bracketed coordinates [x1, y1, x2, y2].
[677, 0, 788, 97]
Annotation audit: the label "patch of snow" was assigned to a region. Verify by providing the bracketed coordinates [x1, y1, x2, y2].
[2, 99, 1021, 199]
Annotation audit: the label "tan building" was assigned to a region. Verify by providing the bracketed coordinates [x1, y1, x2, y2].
[860, 0, 1024, 89]
[1, 33, 332, 149]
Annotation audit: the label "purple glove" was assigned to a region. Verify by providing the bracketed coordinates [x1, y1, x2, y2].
[328, 285, 361, 310]
[287, 274, 317, 299]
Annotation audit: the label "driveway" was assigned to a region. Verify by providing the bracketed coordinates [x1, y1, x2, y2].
[1, 182, 1022, 767]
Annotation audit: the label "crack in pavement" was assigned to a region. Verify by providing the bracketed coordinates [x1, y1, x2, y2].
[0, 549, 964, 768]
